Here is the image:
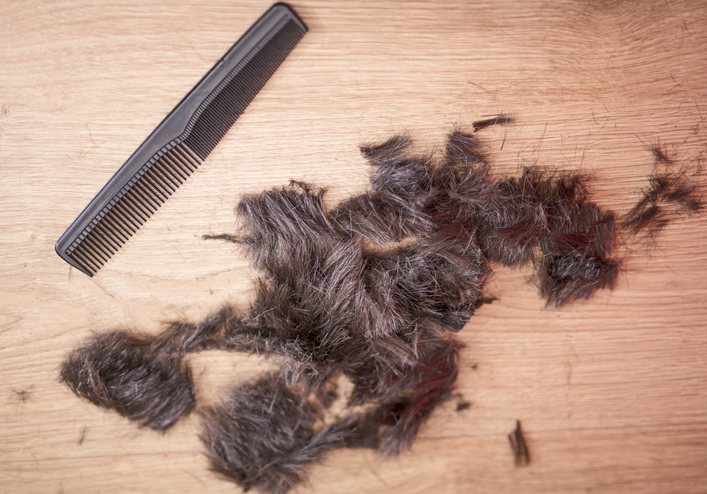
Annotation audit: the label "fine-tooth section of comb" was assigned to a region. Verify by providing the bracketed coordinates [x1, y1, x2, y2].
[56, 3, 307, 277]
[184, 17, 306, 160]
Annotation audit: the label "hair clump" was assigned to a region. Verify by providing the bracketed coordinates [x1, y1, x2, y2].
[60, 120, 701, 493]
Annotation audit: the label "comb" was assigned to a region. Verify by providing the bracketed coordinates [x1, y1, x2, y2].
[55, 3, 307, 277]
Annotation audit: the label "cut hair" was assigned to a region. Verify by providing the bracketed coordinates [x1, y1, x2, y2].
[59, 331, 196, 431]
[622, 145, 702, 238]
[60, 120, 701, 493]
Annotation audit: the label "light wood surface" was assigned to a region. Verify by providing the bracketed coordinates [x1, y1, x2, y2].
[2, 1, 707, 492]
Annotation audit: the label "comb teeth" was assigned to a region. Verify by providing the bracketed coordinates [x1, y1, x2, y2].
[67, 143, 203, 275]
[56, 3, 307, 277]
[185, 19, 305, 159]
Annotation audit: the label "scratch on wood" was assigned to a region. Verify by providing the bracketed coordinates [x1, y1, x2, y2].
[0, 316, 23, 334]
[176, 31, 205, 62]
[85, 123, 96, 145]
[591, 109, 599, 126]
[531, 122, 549, 154]
[365, 452, 389, 486]
[508, 420, 530, 467]
[668, 73, 682, 92]
[682, 19, 691, 35]
[605, 47, 618, 69]
[695, 101, 705, 127]
[92, 279, 117, 300]
[468, 81, 492, 96]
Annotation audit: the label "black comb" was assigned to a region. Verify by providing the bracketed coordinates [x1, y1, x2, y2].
[55, 3, 307, 277]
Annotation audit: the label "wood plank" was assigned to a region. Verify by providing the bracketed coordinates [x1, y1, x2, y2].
[1, 0, 706, 492]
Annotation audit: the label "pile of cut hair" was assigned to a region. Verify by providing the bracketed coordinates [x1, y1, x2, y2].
[60, 121, 701, 494]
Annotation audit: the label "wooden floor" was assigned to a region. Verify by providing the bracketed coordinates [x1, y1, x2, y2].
[1, 0, 706, 492]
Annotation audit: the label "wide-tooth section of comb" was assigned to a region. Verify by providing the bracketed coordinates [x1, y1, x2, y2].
[66, 143, 202, 276]
[56, 3, 307, 277]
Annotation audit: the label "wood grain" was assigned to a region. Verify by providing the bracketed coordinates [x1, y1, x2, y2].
[1, 0, 706, 492]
